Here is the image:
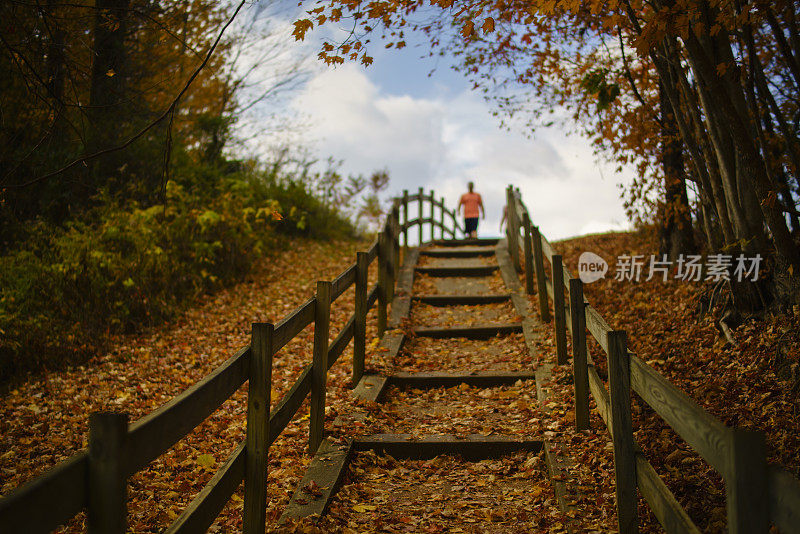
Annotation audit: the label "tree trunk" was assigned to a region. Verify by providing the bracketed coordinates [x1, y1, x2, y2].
[88, 0, 130, 197]
[658, 82, 696, 260]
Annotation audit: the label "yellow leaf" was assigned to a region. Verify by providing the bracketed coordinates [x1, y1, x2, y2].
[197, 454, 216, 469]
[353, 504, 376, 513]
[106, 69, 116, 77]
[482, 18, 495, 33]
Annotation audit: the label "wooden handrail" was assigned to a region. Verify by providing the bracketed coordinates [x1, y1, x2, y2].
[507, 186, 796, 533]
[126, 346, 250, 474]
[274, 298, 315, 351]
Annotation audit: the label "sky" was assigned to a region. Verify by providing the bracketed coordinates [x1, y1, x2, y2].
[241, 2, 636, 241]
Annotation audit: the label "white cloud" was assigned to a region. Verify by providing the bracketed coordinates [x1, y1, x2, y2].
[291, 61, 634, 242]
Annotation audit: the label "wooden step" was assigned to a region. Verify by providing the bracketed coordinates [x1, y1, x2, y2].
[390, 371, 536, 389]
[413, 322, 523, 339]
[415, 265, 498, 277]
[412, 294, 511, 306]
[420, 246, 496, 258]
[352, 434, 543, 460]
[432, 238, 499, 247]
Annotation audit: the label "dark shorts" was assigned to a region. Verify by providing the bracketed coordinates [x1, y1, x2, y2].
[465, 217, 479, 234]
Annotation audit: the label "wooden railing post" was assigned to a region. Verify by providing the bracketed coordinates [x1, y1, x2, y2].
[569, 279, 589, 431]
[523, 213, 534, 295]
[418, 186, 424, 245]
[88, 412, 128, 534]
[402, 189, 409, 249]
[608, 331, 638, 534]
[552, 255, 568, 364]
[243, 323, 273, 534]
[531, 225, 551, 323]
[440, 196, 445, 240]
[506, 187, 522, 271]
[726, 429, 768, 533]
[429, 189, 435, 242]
[377, 232, 388, 336]
[388, 210, 398, 301]
[310, 281, 331, 454]
[353, 252, 368, 385]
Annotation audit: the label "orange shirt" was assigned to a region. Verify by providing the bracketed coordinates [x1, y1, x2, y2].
[459, 192, 483, 218]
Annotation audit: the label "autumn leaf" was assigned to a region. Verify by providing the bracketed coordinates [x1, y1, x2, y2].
[292, 19, 314, 41]
[481, 18, 495, 33]
[197, 454, 215, 469]
[460, 20, 474, 38]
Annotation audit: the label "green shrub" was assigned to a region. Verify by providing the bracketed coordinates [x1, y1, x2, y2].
[0, 170, 357, 381]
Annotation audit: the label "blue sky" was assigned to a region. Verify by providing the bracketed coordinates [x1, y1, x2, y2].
[242, 2, 635, 241]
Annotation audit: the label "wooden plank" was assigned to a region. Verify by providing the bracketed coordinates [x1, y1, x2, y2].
[531, 226, 551, 323]
[269, 366, 311, 445]
[767, 465, 800, 533]
[523, 214, 534, 295]
[431, 238, 498, 247]
[88, 412, 128, 534]
[585, 305, 611, 354]
[274, 298, 315, 352]
[629, 354, 731, 475]
[330, 264, 356, 302]
[415, 265, 498, 277]
[402, 190, 409, 247]
[310, 281, 331, 454]
[569, 279, 589, 431]
[418, 186, 424, 245]
[280, 439, 353, 524]
[353, 252, 368, 386]
[366, 283, 379, 310]
[126, 346, 249, 474]
[726, 429, 768, 533]
[607, 331, 638, 533]
[166, 442, 245, 534]
[540, 234, 556, 264]
[419, 246, 496, 258]
[535, 363, 580, 533]
[389, 371, 536, 389]
[412, 294, 511, 306]
[429, 189, 435, 242]
[352, 434, 542, 461]
[588, 363, 612, 429]
[365, 239, 379, 263]
[377, 232, 388, 336]
[388, 247, 420, 328]
[243, 323, 272, 534]
[495, 239, 528, 318]
[635, 453, 701, 534]
[352, 374, 390, 402]
[552, 255, 568, 364]
[440, 196, 445, 240]
[0, 451, 88, 534]
[413, 322, 523, 339]
[327, 315, 354, 369]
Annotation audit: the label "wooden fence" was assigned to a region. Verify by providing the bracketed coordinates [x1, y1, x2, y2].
[0, 190, 463, 534]
[505, 186, 800, 534]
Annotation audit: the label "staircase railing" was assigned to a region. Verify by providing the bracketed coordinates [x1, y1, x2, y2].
[0, 190, 463, 534]
[505, 185, 800, 534]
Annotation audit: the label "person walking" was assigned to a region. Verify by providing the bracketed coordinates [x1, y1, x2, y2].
[458, 182, 484, 238]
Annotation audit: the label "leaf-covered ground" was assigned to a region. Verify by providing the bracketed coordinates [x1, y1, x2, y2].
[532, 230, 800, 532]
[0, 238, 382, 532]
[6, 231, 791, 532]
[318, 450, 562, 533]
